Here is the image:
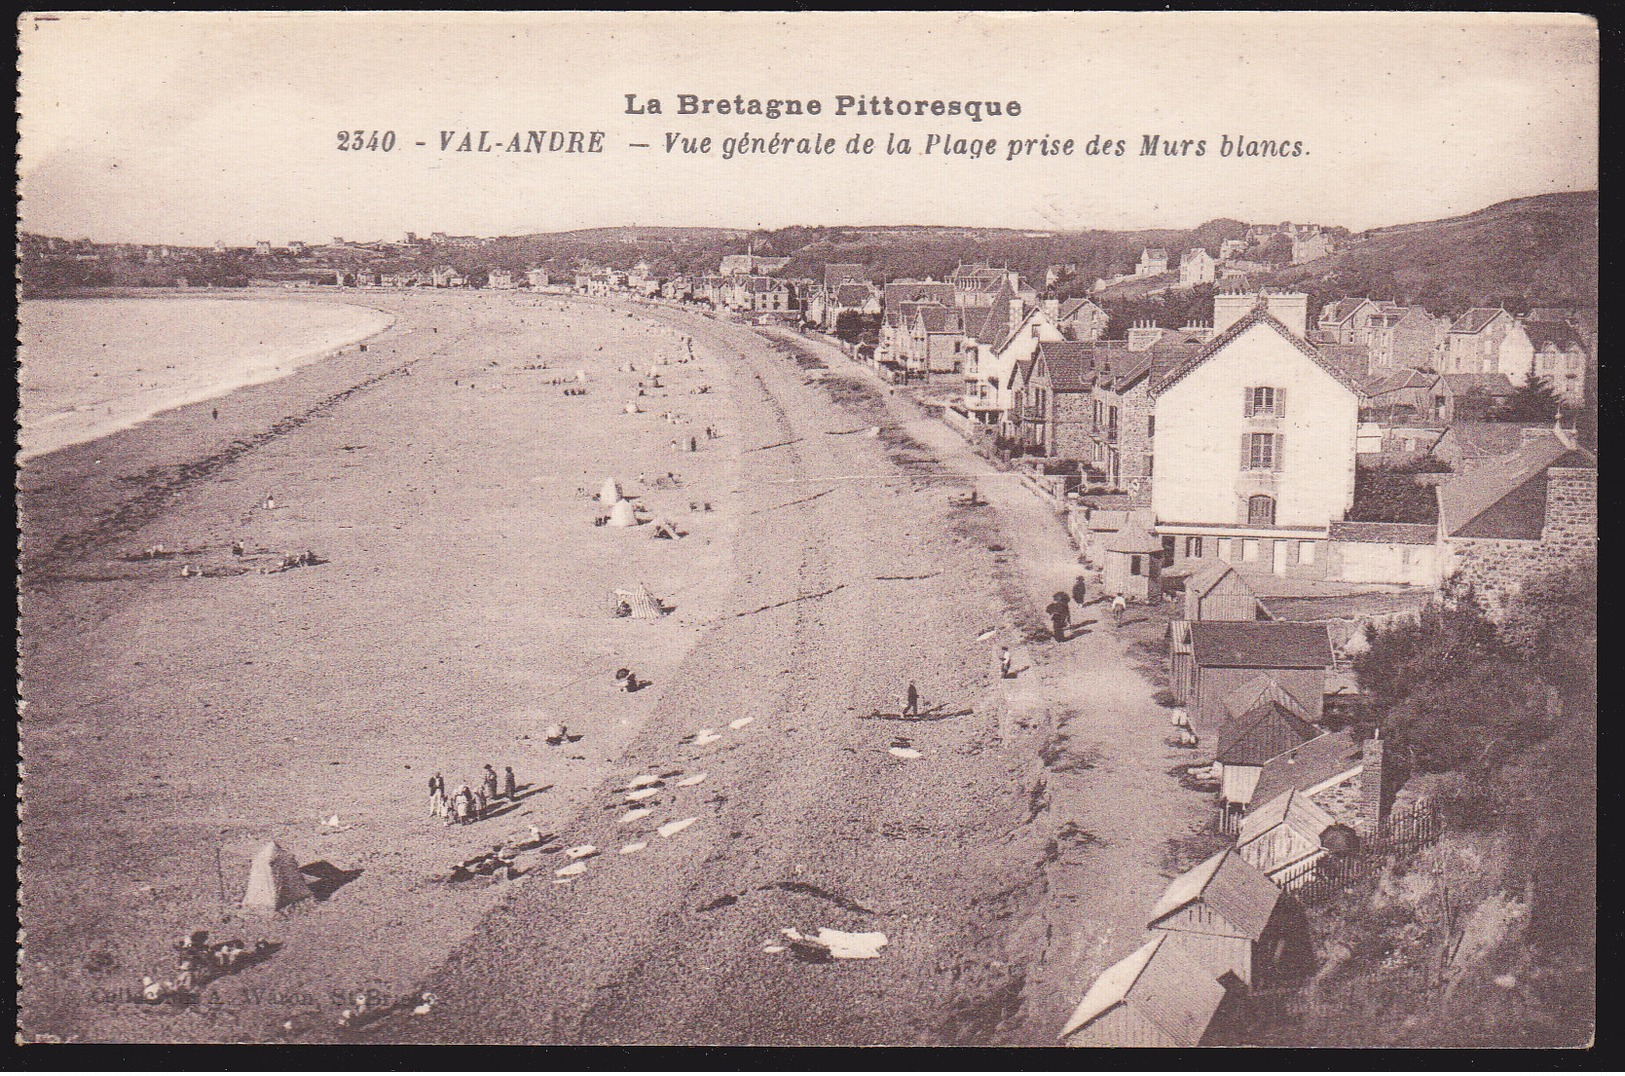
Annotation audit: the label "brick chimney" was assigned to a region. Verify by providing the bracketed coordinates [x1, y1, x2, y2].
[1042, 297, 1059, 321]
[1359, 732, 1390, 836]
[1009, 298, 1025, 335]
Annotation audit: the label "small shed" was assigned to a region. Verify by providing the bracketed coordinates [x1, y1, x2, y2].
[1168, 619, 1194, 703]
[1146, 846, 1289, 988]
[1214, 676, 1319, 809]
[1058, 933, 1227, 1047]
[1237, 789, 1338, 890]
[1102, 527, 1164, 603]
[1188, 622, 1333, 743]
[1182, 564, 1261, 622]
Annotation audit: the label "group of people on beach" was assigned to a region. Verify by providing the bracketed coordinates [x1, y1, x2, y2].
[141, 930, 275, 1004]
[428, 765, 518, 826]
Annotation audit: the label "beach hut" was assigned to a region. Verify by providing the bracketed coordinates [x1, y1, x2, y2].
[598, 478, 623, 504]
[606, 500, 639, 528]
[1182, 564, 1261, 622]
[1188, 622, 1333, 743]
[1213, 676, 1319, 810]
[1058, 934, 1228, 1047]
[1237, 789, 1338, 890]
[1102, 526, 1163, 603]
[1146, 846, 1298, 988]
[1168, 619, 1195, 703]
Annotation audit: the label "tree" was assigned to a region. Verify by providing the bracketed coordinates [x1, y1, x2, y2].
[832, 310, 880, 346]
[1495, 377, 1563, 424]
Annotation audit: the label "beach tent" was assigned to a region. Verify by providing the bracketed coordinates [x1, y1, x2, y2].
[242, 841, 312, 915]
[611, 583, 667, 619]
[599, 478, 623, 504]
[607, 500, 639, 528]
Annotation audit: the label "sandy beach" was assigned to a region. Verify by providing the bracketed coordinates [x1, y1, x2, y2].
[19, 290, 1209, 1044]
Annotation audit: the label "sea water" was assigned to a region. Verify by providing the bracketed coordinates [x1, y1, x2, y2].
[18, 296, 395, 461]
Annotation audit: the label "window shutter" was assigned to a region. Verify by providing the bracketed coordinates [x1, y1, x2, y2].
[1275, 386, 1286, 419]
[1243, 386, 1255, 417]
[1274, 434, 1284, 472]
[1241, 432, 1253, 470]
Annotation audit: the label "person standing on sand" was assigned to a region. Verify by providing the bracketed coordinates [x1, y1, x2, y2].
[454, 785, 473, 825]
[1072, 576, 1089, 606]
[503, 766, 517, 800]
[1000, 647, 1013, 679]
[1111, 593, 1127, 625]
[482, 764, 499, 803]
[903, 681, 920, 717]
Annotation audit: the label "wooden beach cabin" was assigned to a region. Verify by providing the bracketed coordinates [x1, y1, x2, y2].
[1103, 526, 1164, 603]
[1146, 846, 1298, 989]
[1236, 789, 1338, 890]
[1058, 933, 1228, 1047]
[1182, 563, 1263, 622]
[1187, 621, 1332, 744]
[1213, 676, 1319, 810]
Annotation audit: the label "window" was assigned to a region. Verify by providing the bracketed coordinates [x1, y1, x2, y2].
[1249, 432, 1276, 470]
[1185, 536, 1204, 558]
[1248, 495, 1276, 527]
[1250, 386, 1278, 415]
[1093, 400, 1103, 424]
[1147, 415, 1155, 437]
[1299, 540, 1316, 566]
[1146, 454, 1154, 476]
[1217, 538, 1233, 563]
[1242, 538, 1260, 563]
[1130, 555, 1143, 576]
[1162, 536, 1177, 562]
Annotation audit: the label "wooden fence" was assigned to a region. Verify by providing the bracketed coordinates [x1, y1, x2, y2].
[1272, 800, 1442, 903]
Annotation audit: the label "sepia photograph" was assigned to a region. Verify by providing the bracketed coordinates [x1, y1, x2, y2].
[16, 10, 1597, 1049]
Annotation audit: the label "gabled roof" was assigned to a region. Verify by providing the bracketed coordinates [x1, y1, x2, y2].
[915, 304, 962, 334]
[1007, 356, 1038, 390]
[1189, 622, 1332, 669]
[975, 279, 1021, 346]
[1058, 934, 1227, 1046]
[1363, 367, 1439, 396]
[1180, 247, 1213, 265]
[883, 280, 955, 309]
[832, 283, 874, 307]
[1216, 678, 1319, 766]
[1449, 307, 1510, 335]
[1057, 297, 1104, 323]
[1239, 788, 1337, 846]
[1032, 341, 1099, 392]
[1250, 729, 1364, 809]
[1155, 306, 1366, 397]
[1438, 437, 1595, 539]
[1523, 321, 1586, 354]
[1318, 298, 1374, 327]
[1106, 527, 1164, 554]
[1147, 847, 1282, 940]
[823, 263, 869, 288]
[1441, 422, 1530, 458]
[1185, 563, 1251, 605]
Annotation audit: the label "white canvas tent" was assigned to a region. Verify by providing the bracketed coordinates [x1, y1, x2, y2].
[241, 840, 312, 915]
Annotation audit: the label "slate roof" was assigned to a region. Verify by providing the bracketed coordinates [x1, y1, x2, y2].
[883, 281, 955, 309]
[1058, 297, 1103, 323]
[1238, 790, 1338, 868]
[1449, 307, 1509, 335]
[915, 304, 962, 334]
[1147, 847, 1282, 940]
[1363, 367, 1439, 396]
[1321, 343, 1372, 381]
[1319, 298, 1373, 326]
[1524, 321, 1586, 354]
[1184, 563, 1250, 606]
[1189, 622, 1333, 669]
[1032, 341, 1099, 392]
[1249, 729, 1364, 809]
[1155, 306, 1366, 397]
[823, 263, 869, 289]
[1058, 934, 1227, 1046]
[1325, 521, 1437, 544]
[832, 283, 874, 307]
[1106, 527, 1165, 554]
[975, 279, 1021, 347]
[1438, 438, 1595, 539]
[1440, 421, 1531, 459]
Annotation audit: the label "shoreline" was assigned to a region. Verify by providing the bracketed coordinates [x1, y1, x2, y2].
[18, 295, 400, 463]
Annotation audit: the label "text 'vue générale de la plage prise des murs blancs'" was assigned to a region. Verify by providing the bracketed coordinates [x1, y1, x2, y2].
[333, 93, 1307, 162]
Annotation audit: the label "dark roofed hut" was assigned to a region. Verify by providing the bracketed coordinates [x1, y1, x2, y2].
[1146, 846, 1302, 988]
[1187, 621, 1332, 746]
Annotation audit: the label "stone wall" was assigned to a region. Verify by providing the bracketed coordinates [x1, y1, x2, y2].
[1446, 466, 1593, 617]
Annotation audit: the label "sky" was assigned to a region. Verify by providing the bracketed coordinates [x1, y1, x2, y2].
[17, 11, 1598, 244]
